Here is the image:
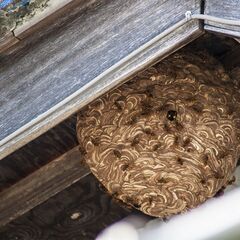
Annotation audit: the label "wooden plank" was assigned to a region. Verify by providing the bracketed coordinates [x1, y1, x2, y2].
[0, 115, 78, 192]
[0, 174, 132, 239]
[0, 32, 19, 54]
[0, 146, 90, 227]
[0, 0, 202, 160]
[204, 0, 240, 37]
[0, 0, 94, 54]
[0, 0, 81, 53]
[13, 0, 77, 38]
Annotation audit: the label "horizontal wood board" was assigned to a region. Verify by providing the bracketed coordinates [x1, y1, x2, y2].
[0, 174, 133, 239]
[204, 0, 240, 37]
[0, 146, 90, 227]
[0, 115, 78, 191]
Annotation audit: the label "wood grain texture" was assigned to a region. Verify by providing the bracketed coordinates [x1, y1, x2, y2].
[0, 145, 90, 227]
[14, 0, 76, 37]
[0, 174, 133, 240]
[0, 0, 95, 55]
[0, 0, 202, 160]
[204, 0, 240, 37]
[0, 32, 19, 53]
[0, 0, 82, 54]
[0, 115, 78, 191]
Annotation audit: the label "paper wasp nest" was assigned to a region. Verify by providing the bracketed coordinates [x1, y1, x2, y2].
[77, 51, 240, 217]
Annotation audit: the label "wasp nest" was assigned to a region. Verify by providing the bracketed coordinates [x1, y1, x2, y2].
[77, 51, 240, 218]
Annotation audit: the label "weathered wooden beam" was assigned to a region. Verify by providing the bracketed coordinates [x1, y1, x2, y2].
[13, 0, 78, 38]
[0, 115, 78, 192]
[0, 33, 19, 54]
[0, 0, 87, 53]
[0, 174, 132, 239]
[0, 146, 90, 227]
[204, 0, 240, 37]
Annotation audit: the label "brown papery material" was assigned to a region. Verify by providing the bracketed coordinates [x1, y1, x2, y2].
[77, 51, 240, 218]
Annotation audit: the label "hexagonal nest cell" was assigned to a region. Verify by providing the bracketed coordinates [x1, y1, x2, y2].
[75, 33, 240, 219]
